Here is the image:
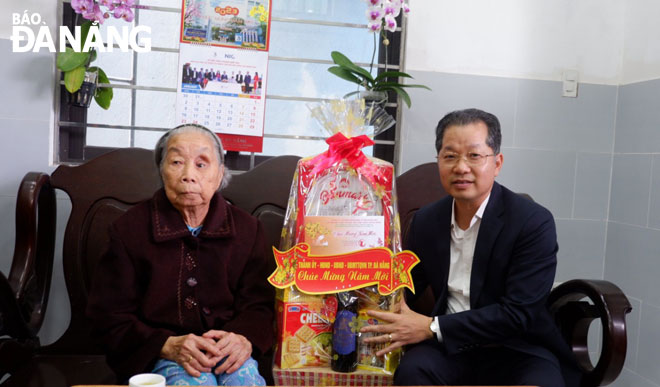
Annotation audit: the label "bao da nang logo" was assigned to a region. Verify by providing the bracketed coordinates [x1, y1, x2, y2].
[10, 11, 152, 53]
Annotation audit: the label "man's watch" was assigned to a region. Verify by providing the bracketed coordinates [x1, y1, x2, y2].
[429, 317, 440, 341]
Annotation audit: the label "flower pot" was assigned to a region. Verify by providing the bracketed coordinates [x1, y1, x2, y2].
[355, 90, 388, 106]
[69, 71, 98, 108]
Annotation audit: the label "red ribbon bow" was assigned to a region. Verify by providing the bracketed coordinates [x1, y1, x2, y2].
[310, 133, 374, 175]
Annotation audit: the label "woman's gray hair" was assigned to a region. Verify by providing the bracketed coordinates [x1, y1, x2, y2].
[154, 124, 231, 190]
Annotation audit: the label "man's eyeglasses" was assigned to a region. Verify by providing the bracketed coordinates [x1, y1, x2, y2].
[436, 152, 497, 167]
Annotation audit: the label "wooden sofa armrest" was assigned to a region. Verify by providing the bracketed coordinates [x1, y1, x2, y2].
[6, 172, 57, 338]
[0, 272, 38, 376]
[548, 279, 632, 387]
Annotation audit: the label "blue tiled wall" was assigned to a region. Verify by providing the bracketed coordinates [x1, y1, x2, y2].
[400, 70, 660, 387]
[606, 79, 660, 387]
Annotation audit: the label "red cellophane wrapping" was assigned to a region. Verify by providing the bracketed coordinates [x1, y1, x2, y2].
[273, 100, 403, 376]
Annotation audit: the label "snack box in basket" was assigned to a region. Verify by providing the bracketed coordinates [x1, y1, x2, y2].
[274, 294, 337, 369]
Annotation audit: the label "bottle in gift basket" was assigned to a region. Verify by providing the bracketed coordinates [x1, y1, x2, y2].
[331, 291, 358, 372]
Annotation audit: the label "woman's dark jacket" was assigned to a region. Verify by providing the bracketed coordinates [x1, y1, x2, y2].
[86, 188, 275, 378]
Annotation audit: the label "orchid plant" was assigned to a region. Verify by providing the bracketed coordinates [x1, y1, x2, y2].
[327, 0, 429, 108]
[56, 0, 136, 109]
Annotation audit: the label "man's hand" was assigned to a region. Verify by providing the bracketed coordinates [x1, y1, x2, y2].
[202, 330, 252, 375]
[160, 334, 222, 377]
[360, 298, 434, 356]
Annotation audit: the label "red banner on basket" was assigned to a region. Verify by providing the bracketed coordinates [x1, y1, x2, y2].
[268, 243, 419, 295]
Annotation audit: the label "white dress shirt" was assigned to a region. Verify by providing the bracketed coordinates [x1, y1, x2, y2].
[432, 194, 490, 342]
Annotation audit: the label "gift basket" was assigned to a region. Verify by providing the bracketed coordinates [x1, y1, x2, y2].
[268, 99, 418, 385]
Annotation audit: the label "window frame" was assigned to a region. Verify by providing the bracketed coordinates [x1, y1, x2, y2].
[55, 0, 407, 170]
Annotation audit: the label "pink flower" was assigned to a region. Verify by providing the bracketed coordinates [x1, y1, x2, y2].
[383, 14, 397, 32]
[383, 0, 402, 17]
[71, 0, 94, 15]
[402, 2, 410, 13]
[364, 0, 382, 5]
[83, 3, 105, 23]
[113, 4, 134, 22]
[120, 0, 136, 7]
[368, 21, 382, 32]
[365, 7, 384, 22]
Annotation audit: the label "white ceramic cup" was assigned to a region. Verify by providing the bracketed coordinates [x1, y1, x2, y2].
[128, 373, 166, 387]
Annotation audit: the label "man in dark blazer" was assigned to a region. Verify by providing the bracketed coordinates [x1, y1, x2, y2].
[361, 108, 580, 387]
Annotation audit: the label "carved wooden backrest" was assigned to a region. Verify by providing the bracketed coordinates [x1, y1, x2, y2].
[49, 148, 162, 352]
[222, 155, 300, 252]
[46, 151, 299, 354]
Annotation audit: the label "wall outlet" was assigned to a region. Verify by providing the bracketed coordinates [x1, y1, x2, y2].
[562, 70, 579, 98]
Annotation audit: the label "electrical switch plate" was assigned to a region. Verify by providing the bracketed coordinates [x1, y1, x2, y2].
[562, 70, 579, 98]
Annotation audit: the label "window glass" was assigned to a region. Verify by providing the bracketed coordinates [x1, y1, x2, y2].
[135, 51, 179, 88]
[86, 86, 133, 129]
[269, 21, 376, 63]
[138, 9, 181, 49]
[272, 0, 366, 24]
[59, 0, 396, 165]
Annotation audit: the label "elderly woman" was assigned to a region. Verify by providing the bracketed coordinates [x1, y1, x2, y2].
[86, 124, 274, 386]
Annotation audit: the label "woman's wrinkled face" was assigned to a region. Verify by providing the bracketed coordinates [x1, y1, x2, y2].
[161, 131, 223, 214]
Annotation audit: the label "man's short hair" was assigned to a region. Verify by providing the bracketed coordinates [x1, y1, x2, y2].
[435, 108, 502, 154]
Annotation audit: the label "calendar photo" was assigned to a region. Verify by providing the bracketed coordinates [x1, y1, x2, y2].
[181, 0, 272, 51]
[175, 43, 269, 152]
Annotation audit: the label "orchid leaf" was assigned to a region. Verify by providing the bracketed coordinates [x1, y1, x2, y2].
[90, 66, 113, 110]
[79, 21, 94, 51]
[63, 65, 87, 93]
[397, 83, 433, 90]
[374, 71, 413, 82]
[328, 66, 363, 85]
[57, 47, 90, 72]
[373, 81, 432, 90]
[330, 51, 374, 82]
[390, 86, 411, 108]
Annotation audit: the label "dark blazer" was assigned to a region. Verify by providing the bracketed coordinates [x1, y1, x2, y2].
[86, 189, 274, 379]
[407, 182, 579, 384]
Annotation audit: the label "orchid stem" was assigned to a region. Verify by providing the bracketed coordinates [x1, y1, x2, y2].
[370, 31, 377, 81]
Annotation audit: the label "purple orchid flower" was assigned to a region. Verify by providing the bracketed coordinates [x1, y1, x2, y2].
[365, 7, 384, 22]
[113, 4, 135, 22]
[71, 0, 95, 15]
[83, 3, 106, 23]
[368, 21, 381, 32]
[383, 14, 397, 32]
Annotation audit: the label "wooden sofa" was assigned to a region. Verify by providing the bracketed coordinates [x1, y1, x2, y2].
[0, 148, 631, 386]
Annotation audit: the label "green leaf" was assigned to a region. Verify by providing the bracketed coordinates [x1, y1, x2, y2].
[330, 51, 374, 83]
[330, 51, 356, 67]
[390, 86, 412, 108]
[90, 67, 113, 110]
[399, 84, 432, 90]
[374, 71, 413, 83]
[373, 82, 432, 91]
[328, 66, 363, 85]
[57, 47, 90, 72]
[79, 20, 94, 51]
[63, 65, 87, 93]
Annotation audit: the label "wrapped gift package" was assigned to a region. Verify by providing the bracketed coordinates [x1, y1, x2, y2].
[269, 100, 418, 381]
